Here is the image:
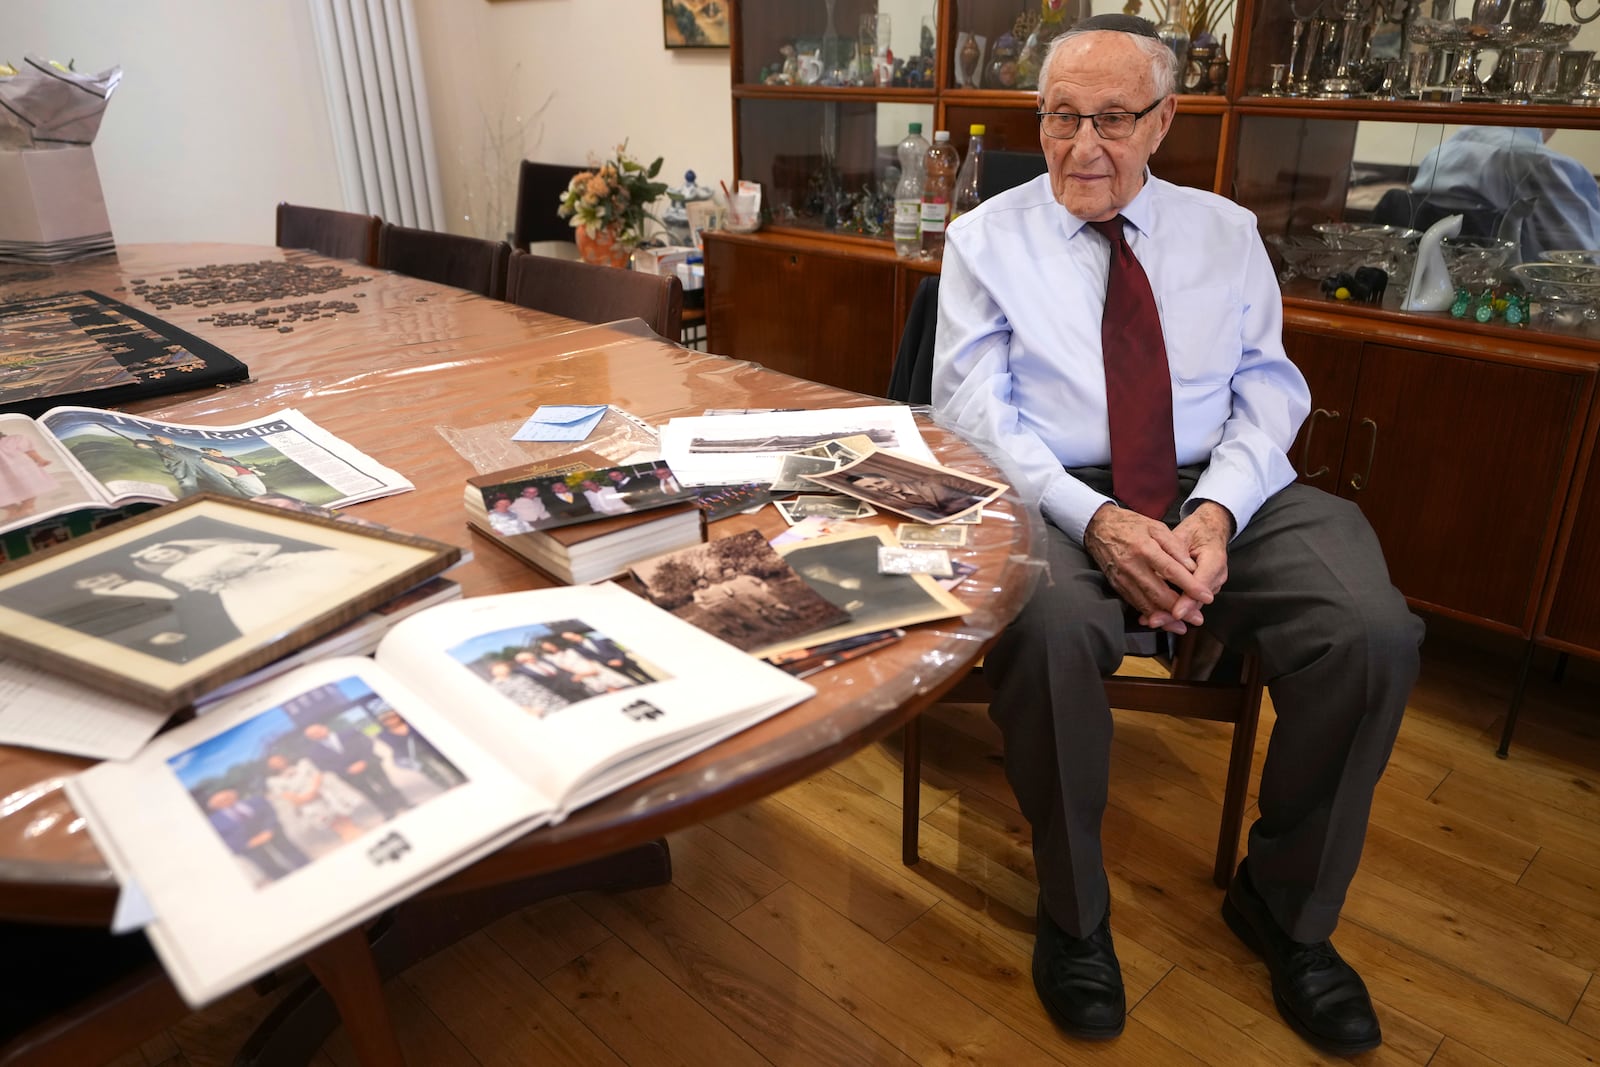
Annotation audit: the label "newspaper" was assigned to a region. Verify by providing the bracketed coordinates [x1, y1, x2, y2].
[0, 405, 411, 538]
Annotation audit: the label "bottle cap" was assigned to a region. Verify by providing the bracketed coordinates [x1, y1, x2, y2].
[970, 124, 986, 136]
[933, 130, 951, 142]
[909, 122, 923, 134]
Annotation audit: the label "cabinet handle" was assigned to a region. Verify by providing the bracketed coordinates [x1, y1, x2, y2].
[1300, 407, 1339, 479]
[1349, 417, 1378, 491]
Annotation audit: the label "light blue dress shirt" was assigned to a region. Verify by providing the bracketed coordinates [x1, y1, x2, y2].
[1410, 126, 1600, 262]
[932, 173, 1309, 544]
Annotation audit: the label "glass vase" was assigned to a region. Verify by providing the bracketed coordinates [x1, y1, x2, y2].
[1156, 17, 1191, 84]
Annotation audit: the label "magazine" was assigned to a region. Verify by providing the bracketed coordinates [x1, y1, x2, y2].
[66, 582, 815, 1006]
[0, 405, 411, 538]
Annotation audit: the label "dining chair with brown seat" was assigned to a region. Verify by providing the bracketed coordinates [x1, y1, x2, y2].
[513, 161, 586, 251]
[275, 203, 383, 266]
[900, 632, 1264, 889]
[505, 249, 683, 341]
[378, 223, 511, 300]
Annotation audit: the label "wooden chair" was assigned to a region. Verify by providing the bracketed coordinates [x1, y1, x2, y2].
[378, 223, 511, 300]
[513, 161, 586, 250]
[275, 203, 382, 266]
[901, 635, 1264, 889]
[505, 250, 683, 341]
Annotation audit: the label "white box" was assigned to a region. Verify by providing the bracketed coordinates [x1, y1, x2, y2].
[0, 145, 114, 260]
[633, 245, 698, 277]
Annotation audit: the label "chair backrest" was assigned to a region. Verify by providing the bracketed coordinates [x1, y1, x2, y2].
[275, 203, 382, 266]
[514, 161, 587, 250]
[378, 223, 511, 300]
[887, 274, 941, 404]
[504, 251, 683, 340]
[979, 150, 1050, 202]
[1370, 187, 1500, 240]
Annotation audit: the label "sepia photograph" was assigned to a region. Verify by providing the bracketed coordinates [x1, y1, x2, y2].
[769, 527, 971, 657]
[629, 529, 848, 654]
[168, 675, 465, 889]
[0, 495, 459, 711]
[446, 617, 664, 717]
[804, 449, 1008, 524]
[662, 0, 729, 49]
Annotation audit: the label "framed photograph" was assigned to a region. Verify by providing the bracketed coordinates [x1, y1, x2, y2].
[0, 494, 460, 712]
[663, 0, 730, 49]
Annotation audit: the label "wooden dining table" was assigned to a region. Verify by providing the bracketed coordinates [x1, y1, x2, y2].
[0, 245, 1039, 1065]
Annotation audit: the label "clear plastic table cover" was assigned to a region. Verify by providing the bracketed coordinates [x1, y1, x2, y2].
[0, 245, 1044, 915]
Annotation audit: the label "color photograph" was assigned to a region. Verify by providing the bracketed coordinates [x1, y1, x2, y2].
[168, 676, 465, 889]
[447, 617, 664, 716]
[476, 460, 689, 536]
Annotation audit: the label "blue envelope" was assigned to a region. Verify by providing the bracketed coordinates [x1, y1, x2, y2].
[513, 404, 608, 442]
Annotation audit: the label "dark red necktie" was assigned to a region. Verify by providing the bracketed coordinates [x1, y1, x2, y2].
[1088, 215, 1177, 520]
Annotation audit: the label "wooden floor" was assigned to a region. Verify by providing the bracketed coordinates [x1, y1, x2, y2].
[111, 619, 1600, 1067]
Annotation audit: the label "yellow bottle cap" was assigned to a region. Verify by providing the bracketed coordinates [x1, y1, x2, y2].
[970, 124, 986, 135]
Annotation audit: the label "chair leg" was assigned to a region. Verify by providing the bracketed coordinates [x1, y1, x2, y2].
[902, 716, 922, 866]
[1213, 656, 1264, 890]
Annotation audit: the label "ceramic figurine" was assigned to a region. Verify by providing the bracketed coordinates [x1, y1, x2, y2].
[1404, 214, 1464, 312]
[989, 33, 1021, 89]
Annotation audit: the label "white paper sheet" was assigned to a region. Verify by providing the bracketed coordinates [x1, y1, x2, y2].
[0, 657, 169, 760]
[658, 406, 934, 487]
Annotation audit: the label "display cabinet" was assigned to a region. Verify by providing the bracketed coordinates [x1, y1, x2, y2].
[713, 0, 1235, 389]
[709, 0, 1600, 701]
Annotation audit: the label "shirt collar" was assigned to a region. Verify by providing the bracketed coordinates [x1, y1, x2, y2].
[1060, 168, 1158, 241]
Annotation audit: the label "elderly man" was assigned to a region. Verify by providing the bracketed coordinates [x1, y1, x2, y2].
[932, 15, 1422, 1056]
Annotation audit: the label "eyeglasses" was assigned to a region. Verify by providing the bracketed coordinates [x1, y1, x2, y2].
[1036, 99, 1165, 141]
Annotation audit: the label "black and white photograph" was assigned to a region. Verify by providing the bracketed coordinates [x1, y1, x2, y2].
[769, 527, 970, 657]
[803, 449, 1008, 524]
[769, 452, 843, 492]
[168, 676, 465, 889]
[446, 618, 664, 717]
[629, 529, 849, 653]
[0, 495, 458, 710]
[775, 495, 877, 525]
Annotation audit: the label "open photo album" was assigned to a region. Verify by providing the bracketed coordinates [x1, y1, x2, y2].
[66, 582, 814, 1006]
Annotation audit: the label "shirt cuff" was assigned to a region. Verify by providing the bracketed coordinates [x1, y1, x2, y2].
[1041, 474, 1116, 545]
[1185, 468, 1262, 537]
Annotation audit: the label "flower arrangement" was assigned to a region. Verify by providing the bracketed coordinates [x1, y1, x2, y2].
[556, 142, 668, 248]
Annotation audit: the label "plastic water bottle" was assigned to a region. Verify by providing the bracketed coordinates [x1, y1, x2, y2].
[952, 123, 986, 221]
[920, 130, 960, 259]
[893, 122, 930, 259]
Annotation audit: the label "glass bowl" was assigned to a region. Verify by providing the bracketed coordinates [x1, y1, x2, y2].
[1541, 249, 1600, 266]
[1264, 233, 1379, 282]
[1441, 235, 1518, 287]
[1314, 222, 1422, 250]
[1509, 262, 1600, 322]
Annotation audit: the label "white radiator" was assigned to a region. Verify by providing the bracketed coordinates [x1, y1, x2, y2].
[307, 0, 444, 230]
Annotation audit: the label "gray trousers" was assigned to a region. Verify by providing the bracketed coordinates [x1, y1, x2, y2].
[987, 473, 1423, 942]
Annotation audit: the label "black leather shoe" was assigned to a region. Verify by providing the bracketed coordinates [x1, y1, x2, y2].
[1222, 861, 1382, 1056]
[1031, 900, 1125, 1040]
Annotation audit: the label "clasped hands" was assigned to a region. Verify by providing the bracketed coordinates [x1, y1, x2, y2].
[1083, 500, 1234, 634]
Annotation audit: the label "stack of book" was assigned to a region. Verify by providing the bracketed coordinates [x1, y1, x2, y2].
[465, 453, 704, 584]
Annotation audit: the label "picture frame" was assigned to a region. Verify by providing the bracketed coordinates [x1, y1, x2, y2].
[0, 494, 460, 712]
[662, 0, 730, 49]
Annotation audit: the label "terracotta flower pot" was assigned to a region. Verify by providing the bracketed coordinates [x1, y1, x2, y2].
[575, 224, 635, 269]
